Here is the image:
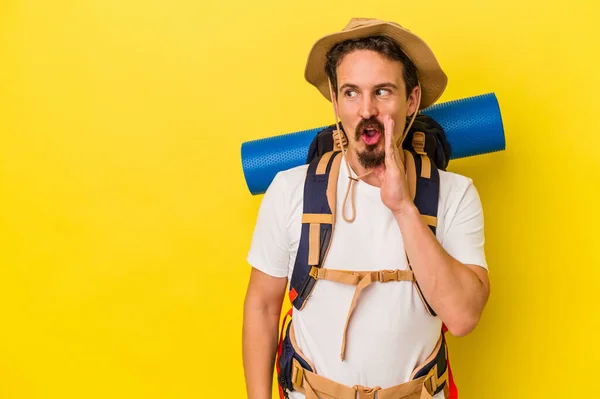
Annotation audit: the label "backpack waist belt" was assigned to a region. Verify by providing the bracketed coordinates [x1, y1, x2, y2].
[283, 323, 449, 399]
[308, 266, 416, 360]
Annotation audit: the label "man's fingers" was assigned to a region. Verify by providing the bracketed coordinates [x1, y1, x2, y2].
[384, 115, 393, 158]
[384, 116, 396, 168]
[385, 116, 403, 173]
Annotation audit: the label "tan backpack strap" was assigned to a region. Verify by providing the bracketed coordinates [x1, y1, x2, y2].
[326, 152, 342, 221]
[411, 131, 432, 179]
[291, 358, 357, 399]
[311, 267, 362, 285]
[311, 268, 414, 285]
[302, 214, 335, 224]
[291, 356, 436, 399]
[421, 215, 437, 228]
[316, 151, 334, 175]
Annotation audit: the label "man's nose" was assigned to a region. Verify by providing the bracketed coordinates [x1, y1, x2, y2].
[359, 96, 378, 119]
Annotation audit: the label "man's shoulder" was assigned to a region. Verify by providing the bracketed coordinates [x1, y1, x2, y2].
[438, 169, 474, 188]
[437, 169, 478, 204]
[271, 163, 309, 194]
[436, 169, 485, 231]
[263, 163, 309, 208]
[278, 163, 310, 183]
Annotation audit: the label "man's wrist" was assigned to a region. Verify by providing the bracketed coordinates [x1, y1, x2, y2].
[392, 200, 419, 219]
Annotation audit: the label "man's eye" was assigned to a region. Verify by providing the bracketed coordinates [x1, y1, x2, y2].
[344, 90, 357, 98]
[376, 88, 390, 96]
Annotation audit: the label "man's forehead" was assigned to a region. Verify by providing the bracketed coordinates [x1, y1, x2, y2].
[336, 50, 405, 86]
[337, 50, 403, 72]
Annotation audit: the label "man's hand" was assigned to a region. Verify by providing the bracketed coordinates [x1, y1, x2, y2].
[376, 115, 413, 215]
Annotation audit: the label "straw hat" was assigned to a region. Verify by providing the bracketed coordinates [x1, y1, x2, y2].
[304, 17, 447, 109]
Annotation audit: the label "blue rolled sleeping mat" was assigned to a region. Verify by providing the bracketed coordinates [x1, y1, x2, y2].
[241, 92, 505, 195]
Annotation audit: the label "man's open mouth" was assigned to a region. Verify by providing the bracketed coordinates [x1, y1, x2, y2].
[361, 127, 382, 145]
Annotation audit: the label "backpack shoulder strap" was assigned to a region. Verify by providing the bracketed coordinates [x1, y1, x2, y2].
[289, 150, 342, 310]
[405, 132, 441, 316]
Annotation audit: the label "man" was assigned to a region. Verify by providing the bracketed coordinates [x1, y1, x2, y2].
[243, 17, 490, 399]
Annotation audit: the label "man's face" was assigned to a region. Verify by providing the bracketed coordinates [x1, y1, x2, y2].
[333, 49, 419, 169]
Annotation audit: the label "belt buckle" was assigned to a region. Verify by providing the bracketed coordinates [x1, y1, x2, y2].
[424, 366, 439, 395]
[291, 359, 304, 387]
[378, 269, 398, 283]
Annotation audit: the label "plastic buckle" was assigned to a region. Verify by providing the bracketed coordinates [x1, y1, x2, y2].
[378, 270, 398, 283]
[424, 366, 439, 395]
[291, 361, 304, 387]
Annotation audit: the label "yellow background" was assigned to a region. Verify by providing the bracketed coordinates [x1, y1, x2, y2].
[1, 0, 599, 397]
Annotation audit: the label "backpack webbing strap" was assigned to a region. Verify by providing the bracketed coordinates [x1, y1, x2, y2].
[289, 151, 342, 310]
[302, 213, 335, 266]
[410, 332, 450, 397]
[412, 131, 433, 179]
[276, 307, 293, 399]
[404, 148, 439, 316]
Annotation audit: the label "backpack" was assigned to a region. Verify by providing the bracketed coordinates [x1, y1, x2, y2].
[276, 113, 459, 399]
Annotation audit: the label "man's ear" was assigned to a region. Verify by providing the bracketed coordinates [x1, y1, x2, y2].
[407, 85, 421, 116]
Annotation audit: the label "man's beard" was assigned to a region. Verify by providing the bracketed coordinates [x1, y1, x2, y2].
[355, 116, 385, 169]
[357, 146, 385, 169]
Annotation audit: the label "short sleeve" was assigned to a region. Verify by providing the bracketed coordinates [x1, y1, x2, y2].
[246, 172, 291, 278]
[442, 181, 488, 270]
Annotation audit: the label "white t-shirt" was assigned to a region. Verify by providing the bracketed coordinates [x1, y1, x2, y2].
[247, 154, 487, 399]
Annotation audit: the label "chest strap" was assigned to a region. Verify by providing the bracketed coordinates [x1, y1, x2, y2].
[309, 266, 415, 361]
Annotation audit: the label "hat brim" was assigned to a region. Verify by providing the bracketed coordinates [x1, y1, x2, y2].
[304, 21, 447, 109]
